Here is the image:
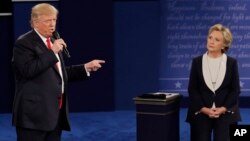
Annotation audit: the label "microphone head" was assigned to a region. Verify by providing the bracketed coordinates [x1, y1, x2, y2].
[52, 31, 71, 58]
[53, 31, 60, 39]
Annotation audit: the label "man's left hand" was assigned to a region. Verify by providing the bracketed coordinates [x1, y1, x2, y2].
[85, 59, 105, 72]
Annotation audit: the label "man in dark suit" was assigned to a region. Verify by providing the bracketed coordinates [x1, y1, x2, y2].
[12, 3, 105, 141]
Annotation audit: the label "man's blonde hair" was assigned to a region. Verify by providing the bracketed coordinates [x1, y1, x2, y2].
[30, 3, 58, 27]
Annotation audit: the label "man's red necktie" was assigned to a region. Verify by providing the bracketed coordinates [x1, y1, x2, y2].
[46, 37, 52, 49]
[46, 37, 63, 109]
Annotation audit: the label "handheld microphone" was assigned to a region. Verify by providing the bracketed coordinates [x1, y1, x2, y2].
[52, 31, 71, 58]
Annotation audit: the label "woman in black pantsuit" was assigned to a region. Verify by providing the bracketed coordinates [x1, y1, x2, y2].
[186, 24, 241, 141]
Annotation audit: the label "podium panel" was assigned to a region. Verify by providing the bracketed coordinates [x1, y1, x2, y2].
[134, 93, 182, 141]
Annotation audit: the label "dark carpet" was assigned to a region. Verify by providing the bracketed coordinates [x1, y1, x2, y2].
[0, 108, 249, 141]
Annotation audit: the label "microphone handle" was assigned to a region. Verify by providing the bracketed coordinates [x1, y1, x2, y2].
[63, 47, 71, 58]
[53, 31, 71, 58]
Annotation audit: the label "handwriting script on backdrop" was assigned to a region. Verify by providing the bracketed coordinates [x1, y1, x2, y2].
[160, 0, 250, 96]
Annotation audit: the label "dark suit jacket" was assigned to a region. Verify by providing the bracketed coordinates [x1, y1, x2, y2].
[12, 30, 88, 131]
[186, 55, 241, 123]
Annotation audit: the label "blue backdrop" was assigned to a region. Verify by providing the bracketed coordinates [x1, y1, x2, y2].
[2, 0, 250, 112]
[159, 0, 250, 96]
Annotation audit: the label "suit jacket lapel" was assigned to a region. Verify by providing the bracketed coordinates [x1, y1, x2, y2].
[31, 30, 49, 53]
[58, 52, 67, 80]
[202, 53, 227, 93]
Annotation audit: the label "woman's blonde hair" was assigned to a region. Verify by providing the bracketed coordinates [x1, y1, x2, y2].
[208, 24, 233, 53]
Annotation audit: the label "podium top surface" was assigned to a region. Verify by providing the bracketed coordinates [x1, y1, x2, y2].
[133, 93, 182, 105]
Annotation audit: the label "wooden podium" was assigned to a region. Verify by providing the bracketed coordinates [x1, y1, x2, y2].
[134, 93, 182, 141]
